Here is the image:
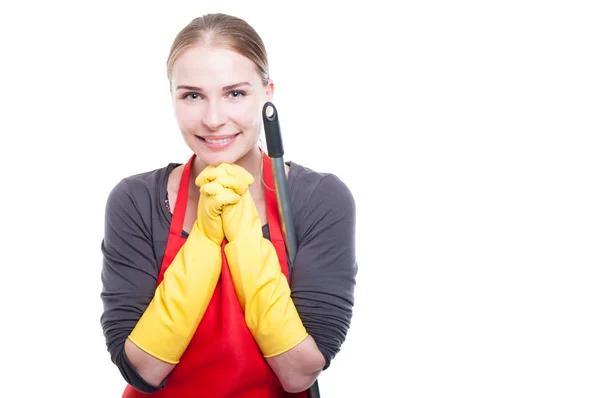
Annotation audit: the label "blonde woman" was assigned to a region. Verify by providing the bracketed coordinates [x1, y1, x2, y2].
[100, 13, 357, 397]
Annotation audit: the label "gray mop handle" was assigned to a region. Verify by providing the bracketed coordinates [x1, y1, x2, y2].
[262, 102, 298, 267]
[262, 102, 321, 398]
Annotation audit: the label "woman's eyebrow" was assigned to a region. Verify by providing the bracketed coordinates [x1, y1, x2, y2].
[176, 82, 252, 91]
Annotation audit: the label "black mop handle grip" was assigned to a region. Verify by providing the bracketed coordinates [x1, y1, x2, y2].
[263, 102, 284, 158]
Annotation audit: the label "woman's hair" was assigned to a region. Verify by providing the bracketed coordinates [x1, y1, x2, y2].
[166, 13, 269, 86]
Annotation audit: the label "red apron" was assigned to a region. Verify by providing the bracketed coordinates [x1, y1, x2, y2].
[122, 151, 308, 398]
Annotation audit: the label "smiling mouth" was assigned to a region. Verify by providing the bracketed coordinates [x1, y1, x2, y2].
[204, 136, 232, 144]
[197, 132, 241, 149]
[198, 133, 240, 143]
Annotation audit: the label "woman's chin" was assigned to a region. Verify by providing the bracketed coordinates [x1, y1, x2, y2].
[198, 149, 242, 166]
[187, 136, 258, 166]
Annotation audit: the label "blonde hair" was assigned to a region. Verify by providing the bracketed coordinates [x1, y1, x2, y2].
[166, 13, 269, 85]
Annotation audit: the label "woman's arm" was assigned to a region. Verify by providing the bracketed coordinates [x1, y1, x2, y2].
[100, 178, 174, 391]
[220, 165, 357, 393]
[101, 175, 226, 390]
[265, 336, 326, 393]
[265, 173, 358, 392]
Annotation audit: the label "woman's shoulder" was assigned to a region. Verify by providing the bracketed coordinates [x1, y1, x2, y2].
[121, 163, 180, 191]
[105, 163, 180, 215]
[288, 160, 355, 220]
[289, 161, 354, 202]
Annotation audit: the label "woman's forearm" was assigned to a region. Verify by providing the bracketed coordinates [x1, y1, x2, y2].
[124, 338, 176, 388]
[265, 335, 325, 393]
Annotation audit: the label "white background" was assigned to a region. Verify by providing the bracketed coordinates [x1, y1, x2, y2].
[1, 0, 599, 397]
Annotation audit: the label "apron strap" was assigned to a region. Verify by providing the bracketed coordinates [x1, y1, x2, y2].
[158, 154, 195, 283]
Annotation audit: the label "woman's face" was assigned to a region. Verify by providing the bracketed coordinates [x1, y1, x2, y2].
[170, 44, 273, 166]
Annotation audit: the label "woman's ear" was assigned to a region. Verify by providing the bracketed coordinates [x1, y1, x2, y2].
[265, 78, 274, 102]
[169, 82, 177, 106]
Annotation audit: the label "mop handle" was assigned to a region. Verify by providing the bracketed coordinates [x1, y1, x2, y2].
[262, 102, 321, 398]
[262, 102, 298, 267]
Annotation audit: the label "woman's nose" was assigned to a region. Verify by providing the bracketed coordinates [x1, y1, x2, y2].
[202, 101, 227, 130]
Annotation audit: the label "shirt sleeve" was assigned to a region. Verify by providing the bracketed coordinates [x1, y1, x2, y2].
[290, 174, 358, 369]
[99, 178, 163, 393]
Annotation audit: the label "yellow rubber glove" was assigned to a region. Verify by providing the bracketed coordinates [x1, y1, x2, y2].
[128, 166, 242, 364]
[217, 163, 309, 358]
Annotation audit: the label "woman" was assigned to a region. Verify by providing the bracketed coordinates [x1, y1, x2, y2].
[100, 13, 357, 397]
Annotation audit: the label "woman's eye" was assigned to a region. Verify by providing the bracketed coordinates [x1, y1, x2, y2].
[184, 93, 200, 100]
[229, 90, 246, 99]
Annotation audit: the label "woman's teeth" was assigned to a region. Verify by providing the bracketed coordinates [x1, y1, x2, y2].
[204, 137, 232, 144]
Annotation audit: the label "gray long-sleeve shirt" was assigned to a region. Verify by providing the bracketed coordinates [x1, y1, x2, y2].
[100, 159, 358, 392]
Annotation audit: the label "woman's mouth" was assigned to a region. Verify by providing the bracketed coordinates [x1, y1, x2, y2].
[197, 133, 241, 149]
